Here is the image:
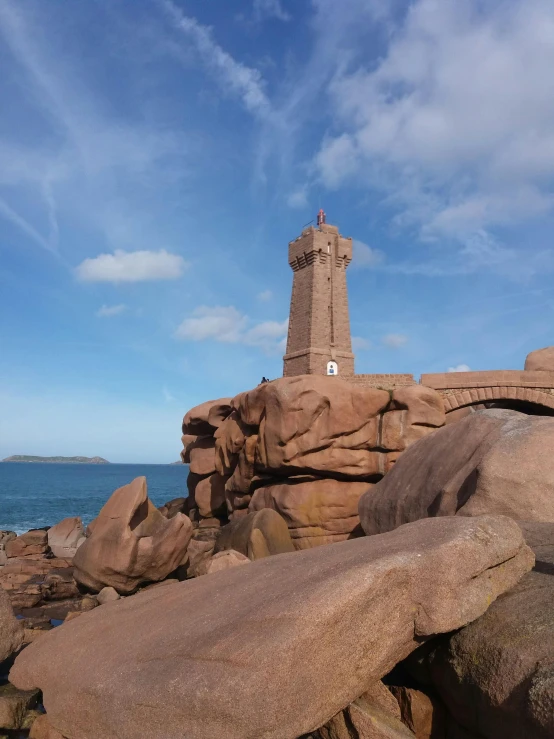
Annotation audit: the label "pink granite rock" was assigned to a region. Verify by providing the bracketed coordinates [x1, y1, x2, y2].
[524, 346, 554, 371]
[249, 477, 368, 549]
[360, 409, 554, 536]
[10, 515, 533, 739]
[73, 477, 192, 594]
[182, 398, 232, 436]
[47, 517, 85, 559]
[0, 585, 24, 662]
[254, 375, 391, 479]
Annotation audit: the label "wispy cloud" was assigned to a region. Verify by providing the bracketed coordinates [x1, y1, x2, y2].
[253, 0, 291, 23]
[383, 333, 408, 348]
[175, 305, 287, 353]
[352, 336, 371, 350]
[0, 0, 187, 258]
[77, 250, 187, 284]
[162, 386, 176, 403]
[96, 304, 127, 318]
[257, 289, 273, 301]
[160, 0, 271, 119]
[448, 364, 471, 373]
[287, 186, 309, 209]
[0, 196, 57, 254]
[352, 240, 385, 269]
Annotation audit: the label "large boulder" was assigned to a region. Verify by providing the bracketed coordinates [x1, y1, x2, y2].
[73, 477, 192, 594]
[359, 409, 554, 535]
[182, 397, 232, 436]
[214, 509, 295, 559]
[312, 683, 416, 738]
[422, 521, 554, 739]
[10, 515, 532, 739]
[249, 477, 368, 549]
[524, 346, 554, 371]
[6, 530, 49, 559]
[254, 376, 391, 479]
[47, 517, 85, 559]
[0, 586, 23, 662]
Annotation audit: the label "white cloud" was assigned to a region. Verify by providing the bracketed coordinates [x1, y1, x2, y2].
[175, 306, 287, 353]
[253, 0, 290, 22]
[287, 186, 309, 209]
[352, 336, 371, 350]
[243, 318, 288, 350]
[76, 250, 187, 284]
[96, 304, 127, 318]
[176, 306, 247, 343]
[448, 364, 471, 373]
[382, 333, 408, 348]
[315, 0, 554, 267]
[257, 289, 273, 301]
[161, 0, 270, 118]
[352, 240, 385, 269]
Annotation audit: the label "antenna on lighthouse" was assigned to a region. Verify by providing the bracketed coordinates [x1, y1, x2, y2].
[317, 208, 326, 227]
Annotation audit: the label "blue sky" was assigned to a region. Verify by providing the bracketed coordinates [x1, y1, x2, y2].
[1, 0, 554, 462]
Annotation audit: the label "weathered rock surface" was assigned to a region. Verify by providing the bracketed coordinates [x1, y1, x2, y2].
[193, 472, 228, 518]
[96, 587, 120, 605]
[182, 397, 232, 436]
[0, 586, 24, 661]
[10, 515, 532, 739]
[182, 378, 445, 537]
[249, 477, 368, 549]
[255, 376, 391, 478]
[73, 477, 192, 594]
[0, 682, 40, 730]
[6, 530, 49, 558]
[422, 521, 554, 739]
[214, 509, 295, 559]
[360, 410, 554, 535]
[204, 549, 250, 574]
[187, 436, 217, 477]
[312, 691, 416, 738]
[389, 686, 446, 739]
[29, 714, 67, 739]
[47, 517, 85, 559]
[524, 345, 554, 371]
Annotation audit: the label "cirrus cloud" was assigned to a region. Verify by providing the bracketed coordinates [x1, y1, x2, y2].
[76, 250, 187, 284]
[382, 333, 408, 348]
[96, 304, 127, 318]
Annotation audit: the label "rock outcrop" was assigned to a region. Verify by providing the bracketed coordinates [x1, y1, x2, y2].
[359, 409, 554, 536]
[10, 515, 532, 739]
[184, 377, 445, 548]
[420, 521, 554, 739]
[214, 509, 295, 559]
[0, 586, 23, 662]
[524, 345, 554, 371]
[249, 477, 368, 549]
[73, 477, 192, 594]
[47, 517, 85, 559]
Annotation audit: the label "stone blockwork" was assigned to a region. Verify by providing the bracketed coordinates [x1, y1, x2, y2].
[283, 222, 355, 377]
[421, 369, 554, 416]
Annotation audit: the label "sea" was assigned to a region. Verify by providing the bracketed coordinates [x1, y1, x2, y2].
[0, 463, 190, 534]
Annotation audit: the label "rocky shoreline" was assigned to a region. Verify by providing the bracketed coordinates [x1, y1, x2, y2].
[1, 373, 554, 738]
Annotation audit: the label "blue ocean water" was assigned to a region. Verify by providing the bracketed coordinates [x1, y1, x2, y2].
[0, 463, 189, 533]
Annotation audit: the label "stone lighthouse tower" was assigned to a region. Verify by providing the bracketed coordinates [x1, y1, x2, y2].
[283, 211, 355, 377]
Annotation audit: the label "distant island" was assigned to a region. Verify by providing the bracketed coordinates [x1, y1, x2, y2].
[1, 455, 110, 464]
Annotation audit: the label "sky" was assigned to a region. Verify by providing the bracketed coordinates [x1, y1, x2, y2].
[1, 0, 554, 462]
